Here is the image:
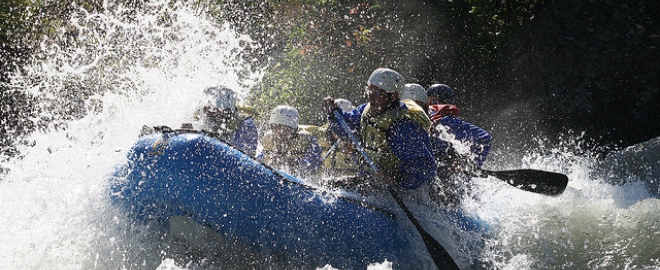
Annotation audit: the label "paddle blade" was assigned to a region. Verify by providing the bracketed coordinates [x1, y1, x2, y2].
[388, 188, 460, 270]
[482, 169, 569, 196]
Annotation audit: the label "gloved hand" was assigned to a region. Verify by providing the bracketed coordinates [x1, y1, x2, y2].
[322, 96, 339, 114]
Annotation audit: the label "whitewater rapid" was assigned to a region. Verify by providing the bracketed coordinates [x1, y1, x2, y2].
[0, 1, 658, 269]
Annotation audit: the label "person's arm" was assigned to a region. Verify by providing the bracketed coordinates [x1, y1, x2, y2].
[440, 116, 492, 167]
[472, 130, 492, 167]
[327, 104, 365, 141]
[230, 117, 259, 157]
[388, 120, 437, 189]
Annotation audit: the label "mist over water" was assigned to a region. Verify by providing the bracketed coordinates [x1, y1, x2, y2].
[1, 1, 658, 269]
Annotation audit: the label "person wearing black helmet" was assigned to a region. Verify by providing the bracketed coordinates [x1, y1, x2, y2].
[426, 83, 492, 206]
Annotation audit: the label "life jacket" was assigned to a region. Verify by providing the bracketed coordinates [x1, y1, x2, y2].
[299, 124, 332, 149]
[261, 128, 316, 170]
[401, 99, 432, 131]
[194, 104, 254, 135]
[197, 112, 245, 141]
[360, 100, 431, 175]
[323, 141, 359, 176]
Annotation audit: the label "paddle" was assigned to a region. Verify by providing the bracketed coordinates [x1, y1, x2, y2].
[321, 140, 339, 162]
[333, 110, 460, 270]
[477, 168, 569, 196]
[387, 185, 459, 270]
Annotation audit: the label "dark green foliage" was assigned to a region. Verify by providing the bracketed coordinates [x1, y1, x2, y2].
[227, 0, 546, 125]
[250, 1, 384, 124]
[241, 0, 458, 124]
[0, 0, 105, 166]
[1, 0, 31, 82]
[0, 85, 37, 155]
[466, 0, 545, 47]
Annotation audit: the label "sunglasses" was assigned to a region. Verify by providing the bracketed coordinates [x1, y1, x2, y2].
[203, 105, 231, 118]
[364, 85, 388, 96]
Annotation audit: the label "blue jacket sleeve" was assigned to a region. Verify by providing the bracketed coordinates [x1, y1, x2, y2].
[301, 136, 323, 174]
[230, 117, 259, 157]
[388, 120, 437, 189]
[437, 116, 492, 167]
[327, 104, 366, 141]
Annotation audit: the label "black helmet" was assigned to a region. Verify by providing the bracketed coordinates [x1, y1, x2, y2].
[426, 84, 455, 104]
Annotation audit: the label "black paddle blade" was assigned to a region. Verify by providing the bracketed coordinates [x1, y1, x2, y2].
[481, 169, 569, 196]
[388, 188, 460, 270]
[417, 226, 461, 270]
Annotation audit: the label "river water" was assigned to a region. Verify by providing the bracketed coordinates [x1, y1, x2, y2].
[0, 1, 658, 269]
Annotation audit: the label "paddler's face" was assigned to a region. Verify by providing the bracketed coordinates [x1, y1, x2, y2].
[203, 105, 233, 121]
[270, 124, 296, 142]
[427, 96, 445, 105]
[365, 84, 393, 112]
[202, 105, 233, 129]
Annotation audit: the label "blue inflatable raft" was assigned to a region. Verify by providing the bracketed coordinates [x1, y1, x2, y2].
[109, 128, 488, 269]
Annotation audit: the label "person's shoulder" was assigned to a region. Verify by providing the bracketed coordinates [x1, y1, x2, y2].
[440, 116, 483, 131]
[260, 130, 275, 149]
[297, 128, 314, 138]
[236, 102, 258, 116]
[262, 130, 274, 138]
[396, 100, 431, 129]
[295, 129, 320, 147]
[240, 115, 256, 125]
[397, 99, 409, 109]
[299, 124, 319, 133]
[439, 115, 463, 125]
[299, 124, 329, 142]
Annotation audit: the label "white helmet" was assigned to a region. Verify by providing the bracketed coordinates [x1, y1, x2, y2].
[269, 105, 299, 129]
[367, 68, 405, 93]
[402, 83, 428, 103]
[335, 98, 355, 112]
[204, 86, 237, 112]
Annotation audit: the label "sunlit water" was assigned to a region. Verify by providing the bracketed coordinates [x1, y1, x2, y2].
[1, 1, 658, 269]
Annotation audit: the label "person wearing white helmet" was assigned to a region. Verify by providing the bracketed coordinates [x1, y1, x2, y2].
[401, 83, 429, 114]
[199, 86, 259, 156]
[321, 68, 436, 190]
[259, 105, 322, 177]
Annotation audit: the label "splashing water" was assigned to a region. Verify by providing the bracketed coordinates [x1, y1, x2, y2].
[1, 1, 658, 269]
[471, 136, 659, 269]
[1, 1, 262, 269]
